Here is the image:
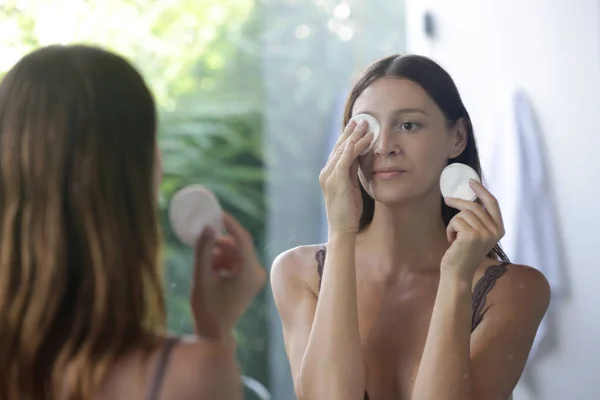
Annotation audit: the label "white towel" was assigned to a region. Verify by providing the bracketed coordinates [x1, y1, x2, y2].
[480, 88, 563, 359]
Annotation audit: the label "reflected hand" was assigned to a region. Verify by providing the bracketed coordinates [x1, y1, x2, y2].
[441, 181, 505, 280]
[191, 212, 267, 341]
[319, 120, 374, 237]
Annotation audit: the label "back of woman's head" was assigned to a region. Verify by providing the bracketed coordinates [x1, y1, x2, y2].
[0, 45, 164, 399]
[344, 54, 507, 261]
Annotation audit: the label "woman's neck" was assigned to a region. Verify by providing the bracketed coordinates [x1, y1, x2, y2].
[357, 193, 450, 277]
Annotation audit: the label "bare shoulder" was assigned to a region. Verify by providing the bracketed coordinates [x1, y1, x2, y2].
[270, 244, 324, 297]
[484, 260, 551, 317]
[501, 263, 551, 307]
[162, 337, 242, 400]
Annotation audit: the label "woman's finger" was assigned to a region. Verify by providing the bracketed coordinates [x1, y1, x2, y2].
[212, 237, 238, 277]
[446, 216, 473, 243]
[222, 212, 253, 250]
[351, 131, 374, 159]
[321, 122, 372, 191]
[454, 210, 489, 234]
[330, 119, 358, 157]
[335, 123, 375, 169]
[335, 139, 356, 172]
[469, 180, 504, 228]
[444, 197, 497, 234]
[331, 120, 369, 159]
[320, 140, 346, 182]
[193, 228, 217, 286]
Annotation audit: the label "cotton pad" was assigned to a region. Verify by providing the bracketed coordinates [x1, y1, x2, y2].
[169, 185, 224, 247]
[440, 163, 481, 201]
[349, 113, 381, 155]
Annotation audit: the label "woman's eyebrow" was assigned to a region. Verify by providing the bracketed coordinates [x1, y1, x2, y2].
[392, 107, 429, 116]
[352, 107, 430, 118]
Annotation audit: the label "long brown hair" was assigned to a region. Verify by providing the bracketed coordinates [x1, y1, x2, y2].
[0, 45, 165, 399]
[344, 54, 508, 262]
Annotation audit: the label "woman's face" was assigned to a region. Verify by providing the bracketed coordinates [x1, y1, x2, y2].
[353, 77, 467, 205]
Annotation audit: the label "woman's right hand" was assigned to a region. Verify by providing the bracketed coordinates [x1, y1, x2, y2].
[191, 213, 267, 343]
[319, 119, 374, 236]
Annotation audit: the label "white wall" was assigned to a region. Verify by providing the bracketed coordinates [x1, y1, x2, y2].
[406, 0, 600, 399]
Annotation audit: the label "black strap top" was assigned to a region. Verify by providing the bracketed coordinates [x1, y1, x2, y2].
[314, 248, 509, 400]
[146, 337, 178, 400]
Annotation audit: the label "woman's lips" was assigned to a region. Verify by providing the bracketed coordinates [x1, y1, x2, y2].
[373, 170, 405, 179]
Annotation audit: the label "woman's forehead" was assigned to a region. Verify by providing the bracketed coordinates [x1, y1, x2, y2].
[352, 77, 436, 118]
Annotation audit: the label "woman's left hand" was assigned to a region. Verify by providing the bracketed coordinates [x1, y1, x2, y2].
[441, 180, 505, 281]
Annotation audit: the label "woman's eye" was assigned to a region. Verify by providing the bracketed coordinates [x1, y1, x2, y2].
[399, 122, 419, 131]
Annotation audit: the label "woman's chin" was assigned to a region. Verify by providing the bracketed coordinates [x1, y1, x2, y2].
[371, 190, 419, 206]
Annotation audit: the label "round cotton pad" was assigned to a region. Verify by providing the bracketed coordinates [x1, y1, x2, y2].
[169, 185, 224, 247]
[349, 113, 381, 155]
[440, 163, 481, 201]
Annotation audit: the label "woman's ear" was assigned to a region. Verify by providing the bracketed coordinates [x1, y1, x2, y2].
[448, 118, 468, 159]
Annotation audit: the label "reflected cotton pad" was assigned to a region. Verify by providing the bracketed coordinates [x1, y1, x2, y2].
[349, 113, 381, 155]
[440, 163, 481, 201]
[169, 185, 224, 247]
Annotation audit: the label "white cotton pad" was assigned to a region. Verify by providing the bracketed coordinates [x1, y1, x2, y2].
[349, 113, 381, 155]
[440, 163, 481, 201]
[168, 185, 224, 247]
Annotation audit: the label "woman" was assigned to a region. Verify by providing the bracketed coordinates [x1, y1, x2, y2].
[271, 54, 550, 400]
[0, 45, 266, 400]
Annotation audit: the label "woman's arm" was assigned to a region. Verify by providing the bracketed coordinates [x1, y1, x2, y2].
[168, 338, 243, 400]
[271, 238, 366, 400]
[272, 119, 371, 399]
[414, 182, 551, 400]
[411, 271, 475, 399]
[412, 265, 550, 400]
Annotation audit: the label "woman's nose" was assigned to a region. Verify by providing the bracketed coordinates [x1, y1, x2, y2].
[373, 126, 401, 156]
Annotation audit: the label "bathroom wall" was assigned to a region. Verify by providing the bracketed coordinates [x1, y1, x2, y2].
[406, 0, 600, 398]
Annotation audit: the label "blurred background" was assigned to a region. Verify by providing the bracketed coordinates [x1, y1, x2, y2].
[1, 0, 598, 399]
